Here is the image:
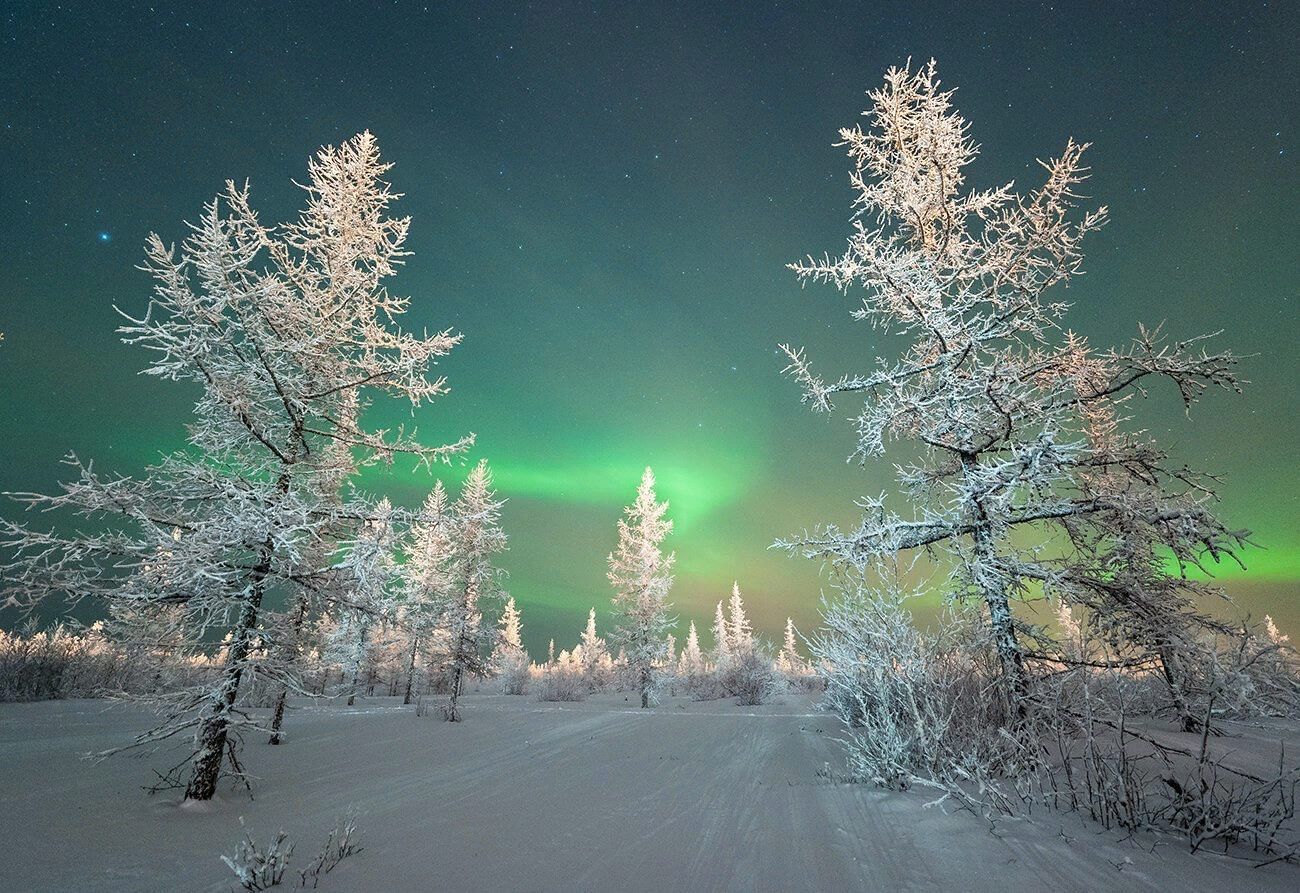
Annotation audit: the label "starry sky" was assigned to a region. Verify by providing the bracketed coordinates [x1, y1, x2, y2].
[1, 1, 1296, 654]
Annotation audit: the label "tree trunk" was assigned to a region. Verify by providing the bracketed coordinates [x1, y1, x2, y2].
[1157, 642, 1197, 732]
[962, 455, 1027, 719]
[446, 660, 464, 721]
[185, 542, 270, 801]
[639, 664, 650, 709]
[268, 591, 311, 745]
[403, 632, 420, 705]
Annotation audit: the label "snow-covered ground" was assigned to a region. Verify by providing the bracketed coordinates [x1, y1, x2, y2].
[1, 692, 1295, 892]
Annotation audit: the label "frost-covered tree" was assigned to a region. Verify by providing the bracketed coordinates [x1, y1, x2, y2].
[578, 607, 611, 685]
[493, 595, 530, 695]
[497, 596, 524, 654]
[440, 460, 507, 721]
[0, 133, 470, 799]
[608, 468, 675, 708]
[267, 398, 359, 745]
[711, 601, 731, 665]
[778, 61, 1245, 722]
[332, 499, 399, 706]
[777, 617, 805, 675]
[678, 620, 706, 676]
[400, 482, 456, 705]
[726, 583, 754, 656]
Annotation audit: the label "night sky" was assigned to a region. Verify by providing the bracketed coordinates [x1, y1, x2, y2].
[1, 1, 1296, 654]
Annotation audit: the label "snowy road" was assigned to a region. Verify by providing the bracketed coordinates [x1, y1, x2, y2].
[0, 693, 1294, 891]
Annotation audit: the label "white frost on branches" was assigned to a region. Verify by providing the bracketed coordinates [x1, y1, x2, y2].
[0, 132, 470, 799]
[778, 61, 1246, 722]
[608, 468, 675, 708]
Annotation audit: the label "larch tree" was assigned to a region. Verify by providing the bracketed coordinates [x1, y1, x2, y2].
[608, 467, 676, 708]
[0, 132, 471, 800]
[726, 583, 754, 656]
[400, 481, 456, 705]
[777, 617, 805, 675]
[777, 61, 1245, 723]
[678, 620, 705, 676]
[334, 498, 399, 706]
[579, 607, 610, 684]
[267, 396, 358, 745]
[441, 459, 507, 721]
[711, 601, 731, 665]
[492, 595, 529, 695]
[496, 596, 524, 654]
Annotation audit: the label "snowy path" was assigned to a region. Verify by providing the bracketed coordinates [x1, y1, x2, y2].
[0, 693, 1295, 891]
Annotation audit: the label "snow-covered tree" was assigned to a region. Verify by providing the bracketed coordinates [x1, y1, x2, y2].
[726, 583, 754, 656]
[711, 601, 731, 665]
[267, 397, 359, 745]
[400, 482, 456, 705]
[497, 596, 524, 654]
[0, 133, 470, 799]
[608, 468, 676, 708]
[492, 596, 529, 695]
[578, 607, 611, 688]
[440, 460, 507, 721]
[678, 620, 706, 676]
[332, 499, 399, 706]
[778, 61, 1245, 722]
[776, 617, 806, 676]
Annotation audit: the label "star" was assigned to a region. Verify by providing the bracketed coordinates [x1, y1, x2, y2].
[97, 231, 112, 243]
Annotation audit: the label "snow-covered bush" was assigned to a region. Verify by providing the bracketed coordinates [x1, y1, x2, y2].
[222, 825, 294, 891]
[535, 665, 587, 702]
[718, 647, 782, 706]
[298, 807, 363, 889]
[813, 582, 1017, 793]
[0, 622, 133, 702]
[496, 649, 531, 695]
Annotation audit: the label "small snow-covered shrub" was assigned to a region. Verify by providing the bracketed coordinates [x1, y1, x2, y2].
[814, 585, 1016, 793]
[298, 807, 363, 889]
[496, 650, 530, 695]
[0, 622, 135, 701]
[719, 648, 782, 706]
[684, 670, 724, 701]
[222, 825, 294, 891]
[535, 665, 587, 702]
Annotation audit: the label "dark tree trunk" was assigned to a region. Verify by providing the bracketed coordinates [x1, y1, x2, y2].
[268, 591, 311, 745]
[403, 632, 420, 705]
[184, 539, 271, 801]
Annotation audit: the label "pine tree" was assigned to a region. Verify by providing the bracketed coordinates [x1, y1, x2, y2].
[400, 482, 456, 705]
[334, 499, 399, 706]
[497, 596, 524, 653]
[441, 460, 507, 721]
[608, 468, 675, 708]
[711, 601, 731, 666]
[579, 607, 610, 686]
[726, 582, 754, 656]
[0, 133, 470, 799]
[679, 620, 705, 676]
[778, 61, 1245, 722]
[777, 617, 804, 675]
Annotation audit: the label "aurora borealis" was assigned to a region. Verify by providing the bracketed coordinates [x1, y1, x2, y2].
[1, 2, 1295, 653]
